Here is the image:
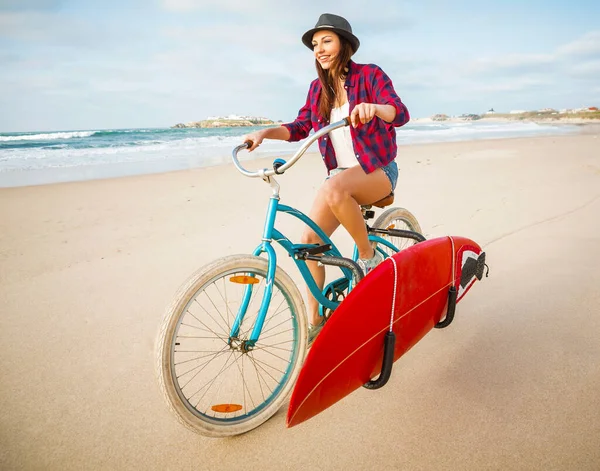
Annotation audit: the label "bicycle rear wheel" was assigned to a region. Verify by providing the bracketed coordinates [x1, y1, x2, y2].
[371, 207, 423, 257]
[156, 255, 307, 437]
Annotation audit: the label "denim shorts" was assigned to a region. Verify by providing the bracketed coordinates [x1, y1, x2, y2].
[380, 160, 398, 191]
[328, 160, 398, 191]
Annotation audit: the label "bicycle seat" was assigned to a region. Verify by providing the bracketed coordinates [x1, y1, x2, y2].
[363, 192, 394, 210]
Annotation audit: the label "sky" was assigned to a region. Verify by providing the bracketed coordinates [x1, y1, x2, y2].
[1, 0, 599, 132]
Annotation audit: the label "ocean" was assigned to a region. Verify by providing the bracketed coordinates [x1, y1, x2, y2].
[0, 120, 579, 187]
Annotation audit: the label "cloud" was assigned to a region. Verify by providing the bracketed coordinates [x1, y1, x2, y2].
[161, 0, 270, 12]
[557, 31, 600, 58]
[471, 77, 554, 94]
[466, 53, 556, 76]
[568, 60, 600, 79]
[159, 0, 412, 34]
[0, 11, 108, 47]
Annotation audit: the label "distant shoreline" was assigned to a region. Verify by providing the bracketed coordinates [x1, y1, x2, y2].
[413, 115, 600, 125]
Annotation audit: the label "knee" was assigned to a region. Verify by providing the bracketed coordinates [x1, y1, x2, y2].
[322, 179, 350, 208]
[301, 229, 321, 245]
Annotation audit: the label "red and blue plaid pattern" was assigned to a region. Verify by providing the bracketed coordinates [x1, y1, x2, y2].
[283, 61, 410, 174]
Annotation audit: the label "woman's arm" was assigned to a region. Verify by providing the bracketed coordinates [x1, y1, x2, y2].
[349, 65, 409, 128]
[371, 65, 410, 127]
[243, 126, 291, 152]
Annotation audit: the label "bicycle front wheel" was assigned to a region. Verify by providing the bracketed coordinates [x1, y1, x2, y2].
[371, 207, 423, 257]
[156, 255, 307, 437]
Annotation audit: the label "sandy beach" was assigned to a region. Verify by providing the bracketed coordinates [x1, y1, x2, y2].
[1, 131, 599, 470]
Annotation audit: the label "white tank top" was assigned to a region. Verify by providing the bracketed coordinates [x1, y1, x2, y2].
[330, 102, 359, 168]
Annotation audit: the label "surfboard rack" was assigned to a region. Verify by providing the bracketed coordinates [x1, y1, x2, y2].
[363, 331, 396, 390]
[368, 227, 427, 243]
[434, 286, 458, 329]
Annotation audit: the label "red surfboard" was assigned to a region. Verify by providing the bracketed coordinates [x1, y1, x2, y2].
[286, 236, 487, 428]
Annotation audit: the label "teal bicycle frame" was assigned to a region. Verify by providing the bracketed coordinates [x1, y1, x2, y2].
[229, 191, 401, 348]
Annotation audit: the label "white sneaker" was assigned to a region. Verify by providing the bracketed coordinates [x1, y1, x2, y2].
[357, 250, 383, 276]
[308, 319, 325, 346]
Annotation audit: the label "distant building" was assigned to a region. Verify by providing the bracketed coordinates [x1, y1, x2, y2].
[485, 108, 496, 115]
[510, 110, 526, 114]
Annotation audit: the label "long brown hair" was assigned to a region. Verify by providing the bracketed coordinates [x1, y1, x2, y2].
[316, 35, 353, 121]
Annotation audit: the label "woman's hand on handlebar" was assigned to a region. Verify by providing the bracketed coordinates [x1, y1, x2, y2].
[350, 103, 377, 127]
[351, 103, 397, 126]
[242, 130, 265, 152]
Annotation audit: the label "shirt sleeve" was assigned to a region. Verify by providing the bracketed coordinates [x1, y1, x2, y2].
[372, 65, 410, 127]
[281, 82, 315, 142]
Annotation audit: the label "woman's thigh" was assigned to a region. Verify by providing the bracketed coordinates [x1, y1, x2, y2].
[326, 165, 392, 206]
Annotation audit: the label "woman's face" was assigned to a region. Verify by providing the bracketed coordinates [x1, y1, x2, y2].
[312, 30, 341, 70]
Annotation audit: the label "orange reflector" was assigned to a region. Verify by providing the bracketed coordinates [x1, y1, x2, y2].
[386, 224, 396, 230]
[230, 276, 260, 285]
[211, 404, 243, 413]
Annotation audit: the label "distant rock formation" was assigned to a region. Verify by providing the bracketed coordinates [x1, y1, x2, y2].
[172, 117, 281, 129]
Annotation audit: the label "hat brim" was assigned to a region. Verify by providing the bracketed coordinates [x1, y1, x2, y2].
[302, 27, 360, 54]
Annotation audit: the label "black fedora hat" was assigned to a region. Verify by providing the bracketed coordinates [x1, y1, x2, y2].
[302, 13, 360, 54]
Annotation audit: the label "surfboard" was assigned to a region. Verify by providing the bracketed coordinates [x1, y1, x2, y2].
[286, 236, 487, 428]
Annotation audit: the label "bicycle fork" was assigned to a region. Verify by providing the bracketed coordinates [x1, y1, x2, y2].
[229, 181, 281, 352]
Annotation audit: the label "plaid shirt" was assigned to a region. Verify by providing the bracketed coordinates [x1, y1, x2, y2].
[282, 61, 409, 174]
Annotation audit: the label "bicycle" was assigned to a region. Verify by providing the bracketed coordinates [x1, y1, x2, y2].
[156, 118, 425, 437]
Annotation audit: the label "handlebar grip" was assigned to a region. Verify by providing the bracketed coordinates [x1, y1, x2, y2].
[343, 117, 351, 127]
[273, 158, 287, 174]
[244, 140, 254, 149]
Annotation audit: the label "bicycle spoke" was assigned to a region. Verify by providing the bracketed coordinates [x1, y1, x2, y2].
[232, 354, 256, 415]
[190, 350, 237, 406]
[256, 328, 295, 342]
[248, 353, 277, 395]
[175, 349, 230, 368]
[199, 287, 234, 337]
[252, 342, 294, 353]
[204, 351, 238, 416]
[247, 352, 281, 387]
[177, 334, 227, 341]
[256, 347, 293, 365]
[177, 347, 230, 387]
[179, 322, 217, 336]
[187, 304, 230, 342]
[257, 293, 287, 332]
[258, 316, 293, 339]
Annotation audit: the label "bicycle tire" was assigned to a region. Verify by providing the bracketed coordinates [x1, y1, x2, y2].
[371, 207, 423, 257]
[156, 255, 307, 437]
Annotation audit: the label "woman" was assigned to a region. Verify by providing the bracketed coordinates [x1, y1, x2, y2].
[243, 13, 410, 342]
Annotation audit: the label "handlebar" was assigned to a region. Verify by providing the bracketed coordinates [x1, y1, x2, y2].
[231, 118, 350, 178]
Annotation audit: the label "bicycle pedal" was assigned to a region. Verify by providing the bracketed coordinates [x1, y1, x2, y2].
[295, 244, 332, 258]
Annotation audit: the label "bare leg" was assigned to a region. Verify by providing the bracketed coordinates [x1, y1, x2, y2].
[323, 166, 392, 259]
[301, 189, 341, 326]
